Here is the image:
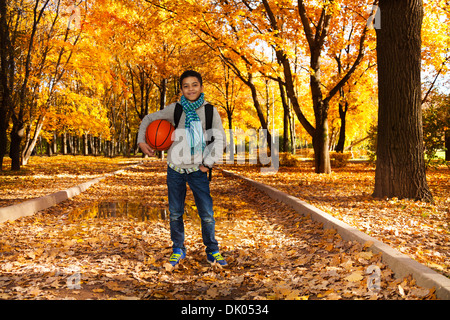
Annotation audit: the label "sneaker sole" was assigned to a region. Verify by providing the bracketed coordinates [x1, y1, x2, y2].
[207, 258, 228, 266]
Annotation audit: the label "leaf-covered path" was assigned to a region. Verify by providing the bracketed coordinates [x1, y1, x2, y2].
[0, 160, 435, 300]
[221, 162, 449, 279]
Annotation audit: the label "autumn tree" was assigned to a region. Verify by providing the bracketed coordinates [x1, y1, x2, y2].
[0, 0, 83, 170]
[373, 0, 433, 202]
[258, 0, 375, 173]
[206, 61, 250, 160]
[2, 0, 446, 169]
[328, 6, 377, 153]
[327, 63, 377, 153]
[1, 0, 56, 170]
[84, 0, 229, 156]
[422, 92, 450, 164]
[421, 0, 449, 104]
[84, 0, 172, 155]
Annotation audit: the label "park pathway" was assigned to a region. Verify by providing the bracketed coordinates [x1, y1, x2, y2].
[0, 161, 434, 300]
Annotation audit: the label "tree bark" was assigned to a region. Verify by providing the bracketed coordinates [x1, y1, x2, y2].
[373, 0, 433, 202]
[247, 75, 272, 147]
[0, 101, 8, 170]
[62, 133, 67, 155]
[335, 100, 348, 153]
[10, 120, 24, 171]
[83, 133, 89, 156]
[159, 77, 167, 111]
[278, 78, 290, 153]
[0, 0, 13, 170]
[446, 129, 450, 161]
[312, 105, 331, 174]
[52, 132, 58, 155]
[22, 115, 45, 165]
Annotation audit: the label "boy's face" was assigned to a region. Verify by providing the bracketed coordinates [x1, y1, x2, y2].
[181, 76, 203, 102]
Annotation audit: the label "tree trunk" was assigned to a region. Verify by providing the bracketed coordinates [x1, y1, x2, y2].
[159, 78, 167, 110]
[373, 0, 433, 202]
[278, 79, 290, 153]
[226, 111, 234, 162]
[0, 0, 12, 171]
[46, 138, 52, 156]
[0, 112, 7, 170]
[67, 134, 73, 154]
[10, 120, 24, 171]
[52, 132, 58, 155]
[335, 100, 348, 153]
[313, 113, 331, 174]
[445, 129, 450, 161]
[22, 115, 45, 165]
[83, 133, 88, 156]
[247, 75, 272, 147]
[89, 135, 95, 155]
[62, 133, 67, 155]
[74, 136, 79, 155]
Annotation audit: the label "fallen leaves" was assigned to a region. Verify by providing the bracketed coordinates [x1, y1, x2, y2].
[163, 263, 174, 272]
[0, 155, 141, 208]
[345, 271, 364, 282]
[222, 162, 449, 278]
[0, 159, 439, 300]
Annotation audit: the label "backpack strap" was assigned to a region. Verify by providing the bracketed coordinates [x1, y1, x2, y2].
[204, 104, 214, 181]
[174, 103, 183, 129]
[174, 102, 214, 142]
[204, 103, 214, 145]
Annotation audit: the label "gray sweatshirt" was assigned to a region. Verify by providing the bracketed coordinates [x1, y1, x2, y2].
[137, 101, 226, 170]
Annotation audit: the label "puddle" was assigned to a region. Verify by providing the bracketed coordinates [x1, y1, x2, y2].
[68, 202, 169, 222]
[68, 200, 213, 223]
[68, 200, 235, 224]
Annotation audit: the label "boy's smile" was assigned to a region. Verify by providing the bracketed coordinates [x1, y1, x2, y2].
[181, 76, 203, 102]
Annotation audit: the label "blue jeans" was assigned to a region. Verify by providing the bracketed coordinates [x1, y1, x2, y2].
[167, 166, 219, 254]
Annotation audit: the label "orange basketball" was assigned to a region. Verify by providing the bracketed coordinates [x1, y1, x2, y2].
[145, 119, 175, 151]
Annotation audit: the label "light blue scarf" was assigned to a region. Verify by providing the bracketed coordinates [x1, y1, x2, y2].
[180, 93, 206, 155]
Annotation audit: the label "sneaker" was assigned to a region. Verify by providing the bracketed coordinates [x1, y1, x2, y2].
[207, 251, 228, 266]
[169, 248, 186, 266]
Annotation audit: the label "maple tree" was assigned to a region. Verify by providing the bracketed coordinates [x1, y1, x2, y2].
[422, 92, 450, 164]
[283, 0, 375, 173]
[83, 0, 230, 156]
[421, 0, 449, 102]
[157, 0, 378, 172]
[0, 0, 84, 170]
[0, 0, 447, 176]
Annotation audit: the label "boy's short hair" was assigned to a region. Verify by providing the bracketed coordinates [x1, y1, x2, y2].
[179, 70, 203, 87]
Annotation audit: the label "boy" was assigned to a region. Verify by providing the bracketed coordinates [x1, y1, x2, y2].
[137, 70, 227, 267]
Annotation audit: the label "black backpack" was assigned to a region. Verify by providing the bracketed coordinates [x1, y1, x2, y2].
[174, 103, 215, 181]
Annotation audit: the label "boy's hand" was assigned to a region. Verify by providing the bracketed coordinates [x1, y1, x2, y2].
[199, 164, 210, 173]
[138, 142, 155, 156]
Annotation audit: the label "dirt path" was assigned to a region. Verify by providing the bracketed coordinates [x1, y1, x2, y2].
[0, 161, 435, 300]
